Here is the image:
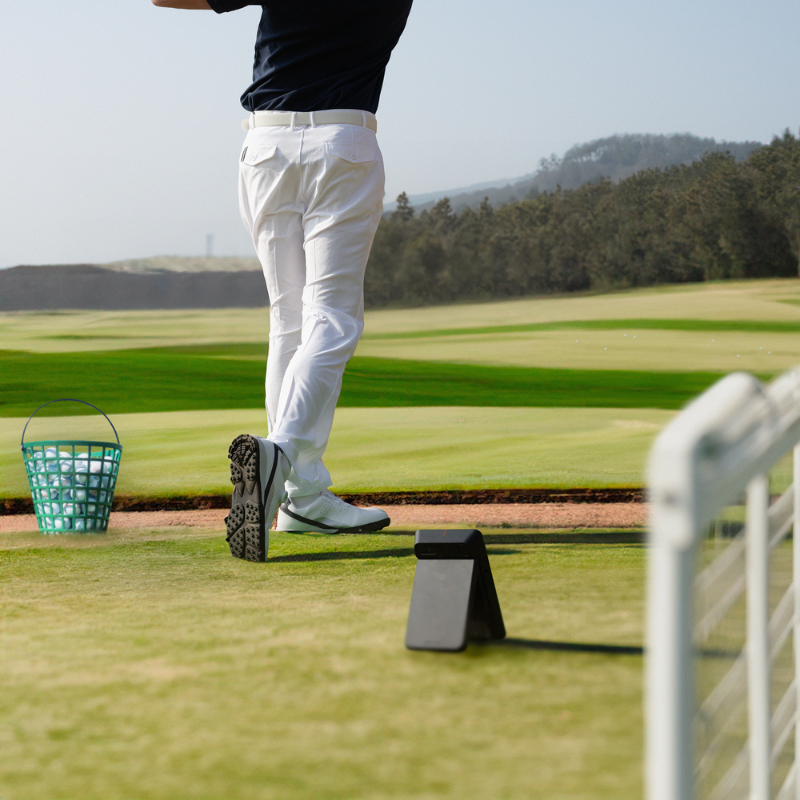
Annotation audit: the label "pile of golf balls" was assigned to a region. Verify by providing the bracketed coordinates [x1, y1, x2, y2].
[26, 447, 119, 533]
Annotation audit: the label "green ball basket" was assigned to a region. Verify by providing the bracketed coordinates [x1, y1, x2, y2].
[21, 400, 122, 534]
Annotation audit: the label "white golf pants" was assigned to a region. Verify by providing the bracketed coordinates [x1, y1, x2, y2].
[238, 114, 384, 499]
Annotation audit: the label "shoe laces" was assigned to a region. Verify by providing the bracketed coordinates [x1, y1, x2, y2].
[320, 489, 346, 506]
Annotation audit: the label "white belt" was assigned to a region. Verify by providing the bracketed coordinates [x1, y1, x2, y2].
[242, 110, 377, 133]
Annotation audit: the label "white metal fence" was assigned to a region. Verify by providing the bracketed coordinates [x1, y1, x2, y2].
[646, 368, 800, 800]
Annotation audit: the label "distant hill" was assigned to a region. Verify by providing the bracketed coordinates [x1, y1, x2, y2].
[99, 256, 260, 273]
[395, 133, 763, 214]
[0, 261, 267, 311]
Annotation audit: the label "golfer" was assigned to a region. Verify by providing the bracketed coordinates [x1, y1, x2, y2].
[151, 0, 413, 560]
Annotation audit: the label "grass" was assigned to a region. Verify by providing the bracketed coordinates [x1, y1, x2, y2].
[363, 317, 800, 339]
[0, 346, 739, 418]
[360, 279, 800, 333]
[0, 523, 645, 800]
[354, 329, 798, 373]
[2, 407, 674, 498]
[0, 308, 271, 354]
[3, 279, 800, 354]
[2, 278, 797, 499]
[6, 281, 793, 799]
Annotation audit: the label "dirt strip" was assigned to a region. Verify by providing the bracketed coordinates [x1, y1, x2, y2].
[0, 503, 646, 534]
[1, 488, 644, 515]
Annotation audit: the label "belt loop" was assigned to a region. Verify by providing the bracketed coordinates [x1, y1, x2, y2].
[361, 111, 367, 128]
[249, 113, 254, 130]
[310, 111, 317, 128]
[290, 111, 296, 131]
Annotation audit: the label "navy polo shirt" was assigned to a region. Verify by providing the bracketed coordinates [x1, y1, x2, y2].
[206, 1, 413, 114]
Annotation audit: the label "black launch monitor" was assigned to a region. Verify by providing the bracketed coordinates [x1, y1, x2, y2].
[405, 529, 506, 652]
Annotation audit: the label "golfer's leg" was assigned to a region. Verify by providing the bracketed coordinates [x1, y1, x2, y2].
[268, 129, 385, 498]
[237, 135, 304, 432]
[255, 217, 304, 432]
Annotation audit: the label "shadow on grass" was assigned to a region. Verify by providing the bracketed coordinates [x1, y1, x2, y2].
[269, 546, 525, 563]
[473, 638, 644, 656]
[269, 548, 415, 563]
[473, 641, 739, 659]
[268, 531, 644, 562]
[371, 530, 644, 544]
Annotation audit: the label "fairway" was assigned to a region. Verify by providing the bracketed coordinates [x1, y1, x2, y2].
[4, 279, 800, 354]
[355, 327, 798, 373]
[2, 407, 673, 499]
[0, 523, 644, 800]
[3, 278, 798, 499]
[0, 347, 733, 417]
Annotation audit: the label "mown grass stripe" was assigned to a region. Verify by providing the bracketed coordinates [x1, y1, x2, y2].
[340, 357, 731, 409]
[0, 347, 751, 416]
[361, 318, 800, 340]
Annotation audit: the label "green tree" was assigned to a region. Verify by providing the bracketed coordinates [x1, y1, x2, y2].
[392, 191, 415, 223]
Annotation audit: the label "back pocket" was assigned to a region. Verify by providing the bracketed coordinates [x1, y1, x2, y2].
[324, 141, 377, 164]
[241, 145, 279, 166]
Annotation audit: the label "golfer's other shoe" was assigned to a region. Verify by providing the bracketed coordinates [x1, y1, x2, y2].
[225, 434, 289, 562]
[276, 490, 390, 533]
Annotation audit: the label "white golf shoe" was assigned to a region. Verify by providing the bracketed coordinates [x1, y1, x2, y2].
[225, 434, 290, 562]
[276, 490, 391, 533]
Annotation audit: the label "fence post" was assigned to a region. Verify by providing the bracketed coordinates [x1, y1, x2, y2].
[747, 473, 772, 800]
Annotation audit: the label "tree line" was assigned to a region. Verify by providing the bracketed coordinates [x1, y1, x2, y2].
[410, 133, 761, 214]
[365, 130, 800, 307]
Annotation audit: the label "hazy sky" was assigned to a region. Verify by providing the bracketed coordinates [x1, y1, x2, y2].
[2, 0, 798, 268]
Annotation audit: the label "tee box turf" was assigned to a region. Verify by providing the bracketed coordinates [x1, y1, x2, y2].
[405, 529, 506, 652]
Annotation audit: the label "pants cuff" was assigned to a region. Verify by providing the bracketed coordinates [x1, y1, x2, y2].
[266, 435, 299, 470]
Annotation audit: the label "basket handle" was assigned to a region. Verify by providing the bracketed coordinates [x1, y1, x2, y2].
[20, 399, 121, 449]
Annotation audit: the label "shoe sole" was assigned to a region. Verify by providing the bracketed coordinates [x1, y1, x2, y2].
[225, 434, 286, 562]
[276, 505, 391, 534]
